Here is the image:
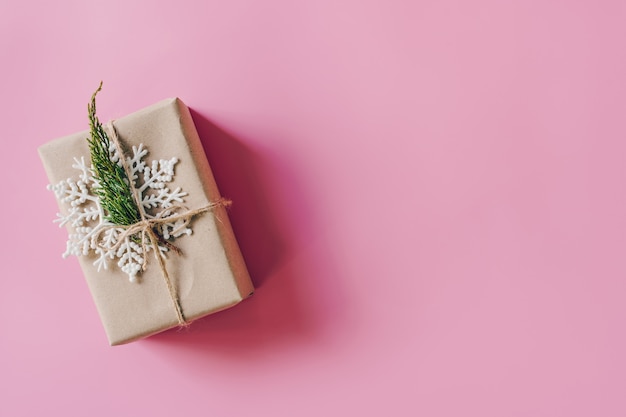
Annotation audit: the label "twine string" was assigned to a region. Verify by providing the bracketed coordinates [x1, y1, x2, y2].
[96, 121, 230, 327]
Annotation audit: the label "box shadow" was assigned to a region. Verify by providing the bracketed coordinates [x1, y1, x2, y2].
[142, 110, 317, 355]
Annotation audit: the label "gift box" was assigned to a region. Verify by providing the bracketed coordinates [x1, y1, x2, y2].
[38, 95, 254, 345]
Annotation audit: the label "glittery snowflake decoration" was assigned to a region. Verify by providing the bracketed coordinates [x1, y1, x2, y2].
[48, 143, 192, 282]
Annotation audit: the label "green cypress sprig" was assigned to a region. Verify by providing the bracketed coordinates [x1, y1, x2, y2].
[87, 82, 141, 226]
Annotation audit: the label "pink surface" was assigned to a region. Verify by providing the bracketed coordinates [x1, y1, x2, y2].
[2, 0, 626, 415]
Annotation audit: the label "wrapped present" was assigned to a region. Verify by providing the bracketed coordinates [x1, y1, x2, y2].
[38, 86, 254, 345]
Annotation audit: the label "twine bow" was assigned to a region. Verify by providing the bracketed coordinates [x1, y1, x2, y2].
[96, 121, 230, 326]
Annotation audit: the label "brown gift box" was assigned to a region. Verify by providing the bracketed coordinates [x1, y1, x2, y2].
[38, 98, 254, 345]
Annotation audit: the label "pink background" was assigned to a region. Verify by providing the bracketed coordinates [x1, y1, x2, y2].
[2, 1, 626, 415]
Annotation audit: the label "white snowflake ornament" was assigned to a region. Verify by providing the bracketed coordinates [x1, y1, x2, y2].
[49, 143, 191, 282]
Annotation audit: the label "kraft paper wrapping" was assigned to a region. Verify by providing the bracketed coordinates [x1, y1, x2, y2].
[38, 98, 254, 345]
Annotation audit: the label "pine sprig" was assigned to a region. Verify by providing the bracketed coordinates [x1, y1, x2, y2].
[87, 82, 141, 226]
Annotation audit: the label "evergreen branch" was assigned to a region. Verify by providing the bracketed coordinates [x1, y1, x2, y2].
[87, 82, 141, 226]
